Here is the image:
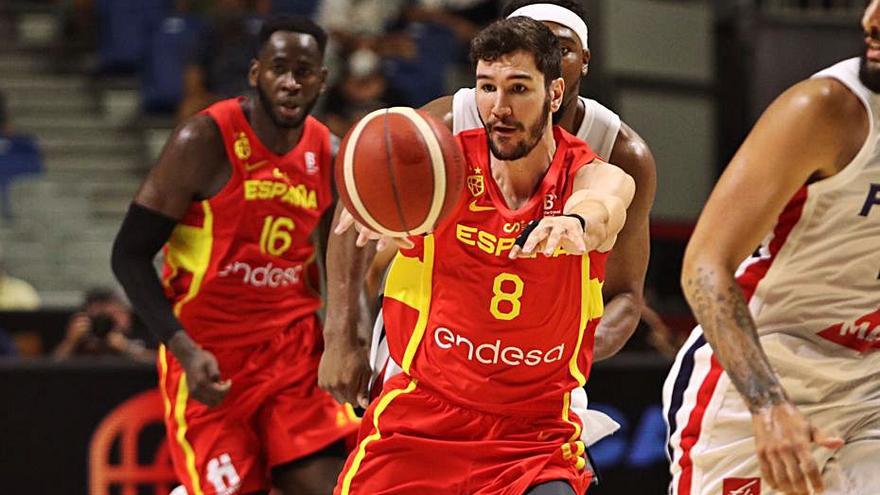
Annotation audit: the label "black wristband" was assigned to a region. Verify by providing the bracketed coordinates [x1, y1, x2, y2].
[514, 219, 541, 248]
[563, 213, 587, 233]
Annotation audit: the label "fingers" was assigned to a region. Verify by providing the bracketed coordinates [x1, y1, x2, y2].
[780, 446, 810, 495]
[766, 451, 792, 494]
[509, 218, 586, 259]
[334, 208, 354, 235]
[797, 446, 824, 494]
[188, 352, 230, 407]
[812, 426, 844, 450]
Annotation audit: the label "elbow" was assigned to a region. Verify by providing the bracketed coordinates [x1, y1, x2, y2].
[110, 234, 135, 285]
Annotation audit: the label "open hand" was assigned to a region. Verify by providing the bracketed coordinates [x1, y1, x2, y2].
[509, 216, 587, 259]
[752, 402, 844, 494]
[333, 207, 414, 250]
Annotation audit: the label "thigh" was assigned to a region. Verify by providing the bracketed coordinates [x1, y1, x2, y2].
[256, 359, 359, 471]
[272, 441, 348, 495]
[160, 389, 266, 495]
[824, 436, 880, 494]
[525, 480, 576, 495]
[160, 350, 267, 495]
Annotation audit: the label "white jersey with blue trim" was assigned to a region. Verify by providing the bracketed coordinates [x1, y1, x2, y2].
[733, 57, 880, 361]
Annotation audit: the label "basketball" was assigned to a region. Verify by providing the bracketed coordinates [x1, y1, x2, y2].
[335, 107, 466, 237]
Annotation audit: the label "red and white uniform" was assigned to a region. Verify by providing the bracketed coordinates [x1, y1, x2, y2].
[663, 58, 880, 495]
[336, 127, 606, 495]
[159, 98, 358, 495]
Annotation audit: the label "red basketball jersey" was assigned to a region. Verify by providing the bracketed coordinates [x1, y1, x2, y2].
[382, 126, 607, 416]
[161, 98, 334, 348]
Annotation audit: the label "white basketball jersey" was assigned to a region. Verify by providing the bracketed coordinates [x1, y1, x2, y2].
[735, 58, 880, 362]
[451, 87, 622, 159]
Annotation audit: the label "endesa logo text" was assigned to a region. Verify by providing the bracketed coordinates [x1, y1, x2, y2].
[218, 261, 303, 288]
[433, 326, 564, 366]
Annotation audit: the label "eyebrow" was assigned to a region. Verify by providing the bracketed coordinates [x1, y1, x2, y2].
[476, 73, 534, 81]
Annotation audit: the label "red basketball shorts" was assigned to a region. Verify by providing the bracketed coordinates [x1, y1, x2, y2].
[159, 316, 360, 495]
[335, 374, 592, 495]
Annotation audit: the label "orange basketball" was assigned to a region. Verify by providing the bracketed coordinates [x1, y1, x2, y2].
[335, 107, 466, 236]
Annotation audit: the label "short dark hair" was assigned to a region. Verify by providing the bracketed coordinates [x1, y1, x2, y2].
[470, 17, 562, 85]
[501, 0, 588, 22]
[258, 15, 327, 55]
[83, 288, 122, 308]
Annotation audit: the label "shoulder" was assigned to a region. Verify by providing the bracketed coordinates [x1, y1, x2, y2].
[780, 77, 862, 115]
[420, 95, 455, 130]
[167, 113, 224, 154]
[761, 77, 866, 158]
[609, 122, 656, 186]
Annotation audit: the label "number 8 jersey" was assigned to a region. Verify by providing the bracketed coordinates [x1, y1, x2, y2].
[161, 98, 334, 348]
[382, 126, 607, 416]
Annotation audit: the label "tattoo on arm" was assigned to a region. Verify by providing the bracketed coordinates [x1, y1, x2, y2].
[684, 267, 787, 412]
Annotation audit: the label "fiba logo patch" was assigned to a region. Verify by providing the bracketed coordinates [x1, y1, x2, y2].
[304, 151, 319, 175]
[723, 477, 760, 495]
[234, 132, 251, 160]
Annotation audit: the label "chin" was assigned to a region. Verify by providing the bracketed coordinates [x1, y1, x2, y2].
[859, 54, 880, 93]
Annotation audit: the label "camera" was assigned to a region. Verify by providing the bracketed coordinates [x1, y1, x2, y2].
[88, 314, 116, 339]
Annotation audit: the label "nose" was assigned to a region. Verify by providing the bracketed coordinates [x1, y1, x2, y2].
[491, 91, 512, 121]
[864, 0, 880, 36]
[279, 72, 301, 93]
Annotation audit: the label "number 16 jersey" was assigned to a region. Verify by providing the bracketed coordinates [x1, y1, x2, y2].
[161, 98, 334, 348]
[382, 126, 607, 417]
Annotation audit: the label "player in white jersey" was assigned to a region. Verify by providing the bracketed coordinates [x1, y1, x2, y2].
[364, 2, 657, 445]
[664, 3, 880, 494]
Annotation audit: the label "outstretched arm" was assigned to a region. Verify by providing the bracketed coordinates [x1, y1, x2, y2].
[682, 78, 862, 495]
[592, 125, 656, 360]
[511, 159, 635, 258]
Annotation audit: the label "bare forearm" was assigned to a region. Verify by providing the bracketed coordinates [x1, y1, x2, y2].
[682, 264, 787, 412]
[593, 292, 642, 361]
[324, 207, 377, 347]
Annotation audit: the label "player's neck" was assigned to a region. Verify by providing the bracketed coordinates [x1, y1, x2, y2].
[247, 100, 306, 155]
[555, 96, 584, 136]
[490, 123, 556, 209]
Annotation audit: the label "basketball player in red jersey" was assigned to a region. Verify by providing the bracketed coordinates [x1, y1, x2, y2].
[320, 17, 634, 495]
[368, 0, 656, 366]
[111, 17, 358, 495]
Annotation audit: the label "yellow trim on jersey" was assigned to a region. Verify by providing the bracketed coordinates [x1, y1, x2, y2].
[384, 236, 435, 374]
[164, 201, 215, 317]
[158, 345, 171, 418]
[340, 380, 418, 495]
[174, 374, 204, 495]
[561, 392, 587, 470]
[568, 256, 604, 386]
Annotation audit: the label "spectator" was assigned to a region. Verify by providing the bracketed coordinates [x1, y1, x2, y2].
[317, 0, 415, 88]
[0, 246, 40, 311]
[176, 0, 263, 119]
[53, 288, 154, 362]
[322, 49, 396, 137]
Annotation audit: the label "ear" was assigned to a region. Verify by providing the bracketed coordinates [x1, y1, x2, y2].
[319, 66, 329, 95]
[247, 58, 259, 88]
[549, 77, 565, 113]
[581, 48, 592, 76]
